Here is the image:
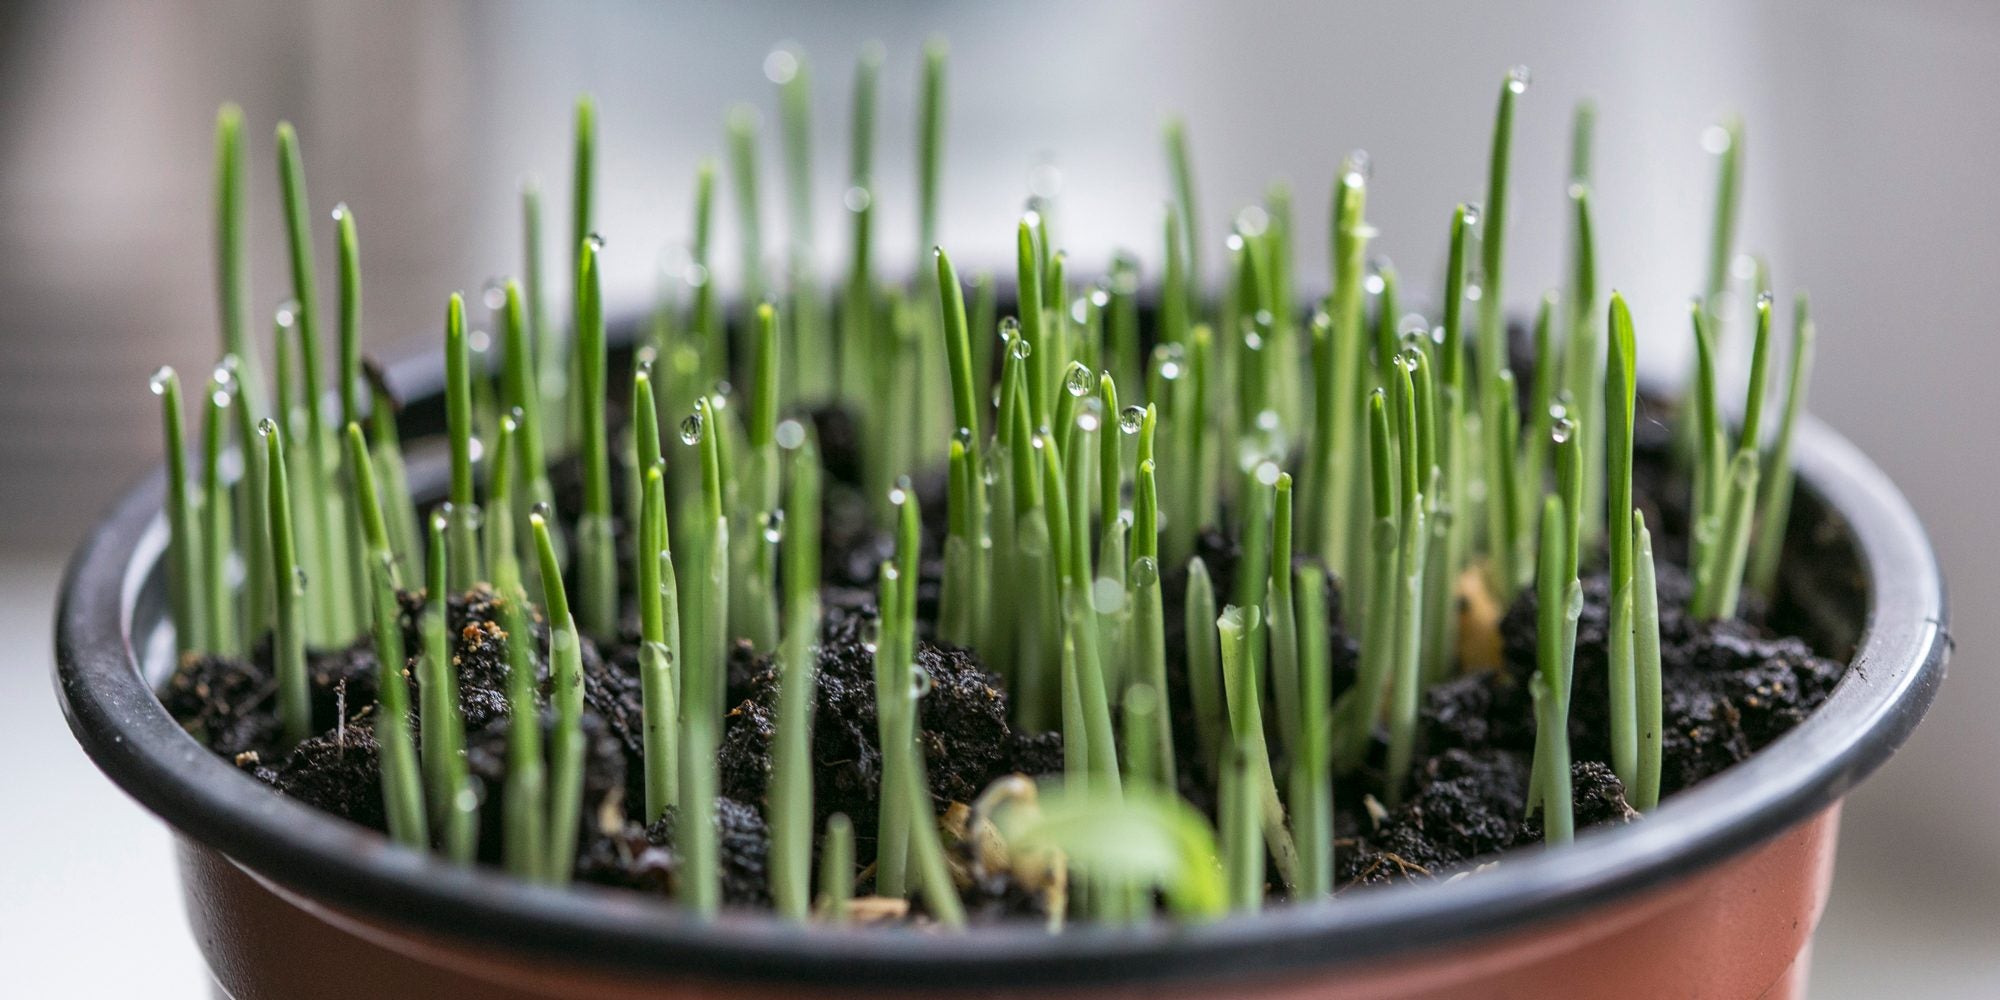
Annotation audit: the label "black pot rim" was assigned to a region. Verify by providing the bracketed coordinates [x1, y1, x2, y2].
[54, 346, 1949, 991]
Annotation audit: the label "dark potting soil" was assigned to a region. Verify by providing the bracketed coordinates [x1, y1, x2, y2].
[162, 404, 1849, 919]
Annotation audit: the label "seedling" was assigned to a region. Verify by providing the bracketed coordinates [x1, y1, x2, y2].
[156, 57, 1831, 929]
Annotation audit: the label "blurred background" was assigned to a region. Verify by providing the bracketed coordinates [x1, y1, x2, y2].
[2, 1, 1991, 995]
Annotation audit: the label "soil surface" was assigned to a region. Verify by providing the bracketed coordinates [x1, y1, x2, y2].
[164, 402, 1849, 919]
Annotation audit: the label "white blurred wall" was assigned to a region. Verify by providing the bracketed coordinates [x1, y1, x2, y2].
[0, 1, 1991, 994]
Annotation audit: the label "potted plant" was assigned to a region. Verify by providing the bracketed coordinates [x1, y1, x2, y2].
[55, 41, 1946, 1000]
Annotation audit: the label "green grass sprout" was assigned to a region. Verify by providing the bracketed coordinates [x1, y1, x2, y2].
[152, 368, 201, 656]
[531, 508, 585, 882]
[1749, 294, 1816, 597]
[259, 418, 309, 748]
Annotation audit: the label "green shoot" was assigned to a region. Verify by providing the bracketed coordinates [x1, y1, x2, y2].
[228, 357, 273, 650]
[500, 280, 556, 574]
[1633, 510, 1664, 811]
[771, 44, 825, 404]
[1128, 533, 1173, 791]
[1217, 605, 1298, 891]
[531, 509, 585, 883]
[1291, 564, 1335, 898]
[364, 366, 422, 575]
[199, 368, 237, 656]
[1308, 156, 1369, 577]
[1604, 293, 1639, 788]
[639, 466, 681, 822]
[421, 511, 475, 863]
[348, 423, 426, 848]
[276, 121, 354, 644]
[1703, 117, 1744, 329]
[444, 294, 482, 593]
[522, 179, 563, 448]
[499, 582, 548, 880]
[1383, 356, 1431, 806]
[1687, 299, 1726, 595]
[1563, 183, 1604, 554]
[1530, 495, 1574, 843]
[213, 105, 265, 421]
[1184, 556, 1223, 777]
[1218, 744, 1261, 913]
[1693, 293, 1774, 621]
[1163, 117, 1202, 295]
[769, 425, 821, 920]
[152, 368, 201, 656]
[815, 814, 855, 924]
[1266, 474, 1301, 757]
[1749, 294, 1815, 597]
[575, 235, 617, 637]
[259, 419, 309, 748]
[839, 45, 882, 402]
[727, 102, 766, 333]
[917, 39, 947, 276]
[1477, 67, 1528, 398]
[1333, 390, 1395, 772]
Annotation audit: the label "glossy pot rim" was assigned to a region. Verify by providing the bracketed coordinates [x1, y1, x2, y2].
[53, 342, 1948, 991]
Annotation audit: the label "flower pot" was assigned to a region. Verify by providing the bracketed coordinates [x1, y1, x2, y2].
[55, 338, 1948, 999]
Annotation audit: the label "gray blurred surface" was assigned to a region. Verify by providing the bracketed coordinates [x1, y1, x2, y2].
[1, 2, 1992, 995]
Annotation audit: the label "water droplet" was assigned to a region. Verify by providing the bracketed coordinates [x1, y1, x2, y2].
[1157, 359, 1182, 381]
[1552, 417, 1576, 445]
[1342, 149, 1372, 185]
[432, 505, 452, 533]
[981, 464, 999, 487]
[1506, 65, 1532, 94]
[1070, 297, 1091, 324]
[500, 412, 519, 436]
[1118, 406, 1146, 434]
[1089, 287, 1110, 310]
[330, 203, 347, 223]
[585, 232, 606, 251]
[292, 566, 309, 592]
[1701, 124, 1733, 156]
[1091, 576, 1127, 615]
[910, 665, 933, 699]
[1365, 272, 1386, 296]
[775, 419, 806, 450]
[1076, 409, 1100, 433]
[1064, 364, 1093, 397]
[679, 411, 705, 445]
[275, 300, 299, 329]
[1255, 461, 1282, 487]
[1756, 290, 1774, 310]
[531, 500, 553, 520]
[763, 47, 799, 84]
[843, 186, 872, 213]
[1028, 161, 1063, 199]
[148, 366, 174, 396]
[953, 425, 974, 447]
[761, 509, 785, 544]
[1464, 284, 1484, 303]
[998, 316, 1021, 342]
[1235, 205, 1270, 237]
[683, 262, 710, 288]
[481, 281, 507, 312]
[1010, 337, 1033, 360]
[1243, 330, 1264, 352]
[1461, 203, 1482, 229]
[468, 328, 492, 354]
[888, 484, 909, 507]
[1021, 207, 1043, 231]
[1225, 233, 1245, 254]
[1255, 409, 1280, 433]
[1131, 556, 1159, 587]
[1731, 253, 1759, 283]
[257, 417, 277, 438]
[210, 385, 233, 409]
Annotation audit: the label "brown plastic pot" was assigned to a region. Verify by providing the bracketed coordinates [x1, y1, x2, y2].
[55, 337, 1947, 999]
